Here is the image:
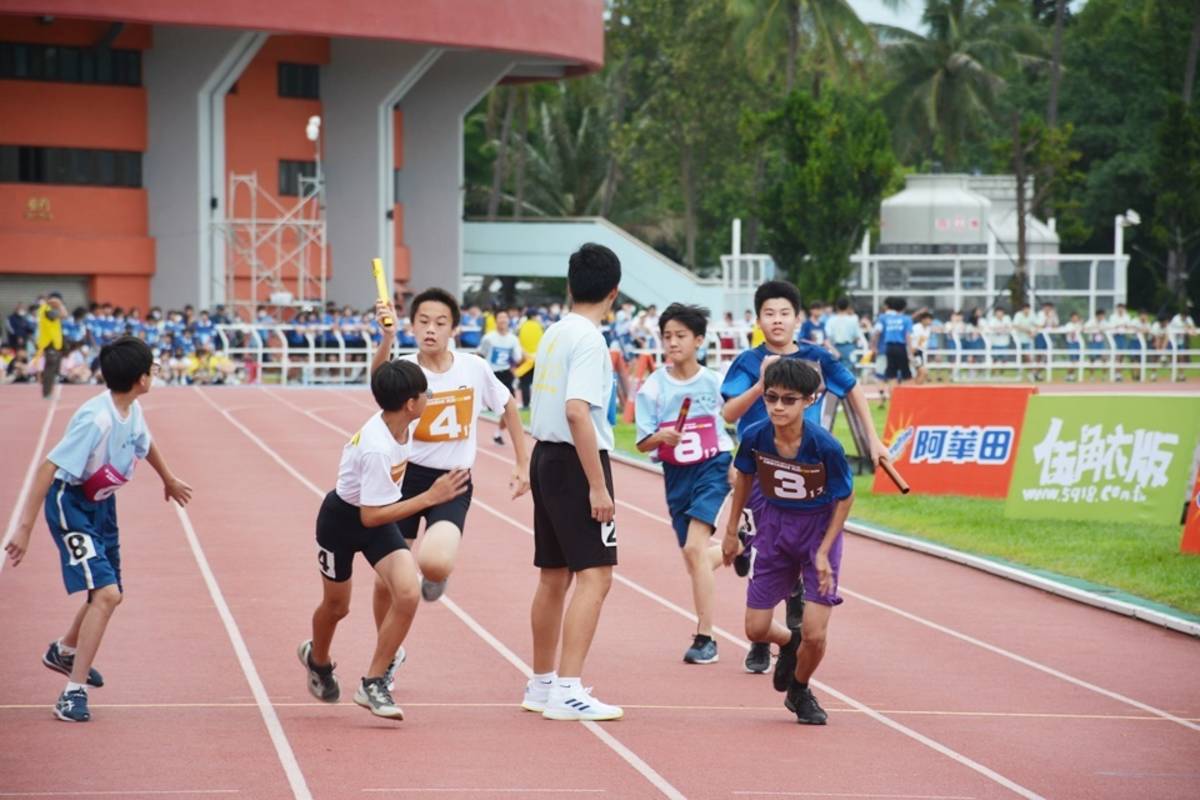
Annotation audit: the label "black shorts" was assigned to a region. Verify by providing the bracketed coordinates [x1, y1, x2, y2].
[315, 491, 409, 582]
[884, 342, 912, 380]
[396, 462, 474, 540]
[531, 441, 618, 571]
[493, 369, 515, 392]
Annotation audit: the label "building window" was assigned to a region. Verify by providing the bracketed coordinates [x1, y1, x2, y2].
[0, 145, 141, 187]
[0, 42, 141, 86]
[279, 160, 317, 196]
[278, 63, 319, 99]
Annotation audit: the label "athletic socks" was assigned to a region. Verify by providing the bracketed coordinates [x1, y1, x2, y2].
[57, 639, 76, 657]
[65, 681, 86, 694]
[556, 676, 582, 692]
[533, 671, 556, 686]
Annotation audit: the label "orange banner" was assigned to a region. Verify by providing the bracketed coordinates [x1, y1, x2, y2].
[1180, 471, 1200, 555]
[873, 385, 1037, 498]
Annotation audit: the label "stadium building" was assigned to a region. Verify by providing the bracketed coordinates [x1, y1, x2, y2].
[0, 1, 603, 316]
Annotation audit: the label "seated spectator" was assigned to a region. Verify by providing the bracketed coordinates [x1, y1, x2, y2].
[3, 347, 34, 383]
[60, 342, 93, 384]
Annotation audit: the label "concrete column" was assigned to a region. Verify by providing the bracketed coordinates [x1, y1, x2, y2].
[145, 27, 265, 310]
[399, 51, 514, 298]
[322, 41, 441, 308]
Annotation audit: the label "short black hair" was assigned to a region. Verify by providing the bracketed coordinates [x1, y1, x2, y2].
[99, 336, 153, 393]
[884, 296, 907, 312]
[763, 359, 822, 397]
[371, 360, 428, 412]
[410, 288, 461, 327]
[754, 281, 801, 315]
[835, 297, 851, 312]
[567, 243, 622, 303]
[658, 303, 709, 337]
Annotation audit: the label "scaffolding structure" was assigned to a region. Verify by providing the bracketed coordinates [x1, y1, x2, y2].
[216, 171, 327, 318]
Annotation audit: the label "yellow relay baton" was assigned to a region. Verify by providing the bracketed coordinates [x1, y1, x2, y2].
[371, 258, 394, 328]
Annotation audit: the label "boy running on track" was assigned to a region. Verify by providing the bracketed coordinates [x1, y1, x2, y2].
[634, 303, 737, 665]
[720, 281, 884, 674]
[6, 337, 192, 722]
[723, 359, 854, 725]
[478, 309, 524, 446]
[299, 358, 470, 720]
[370, 290, 529, 602]
[522, 243, 624, 721]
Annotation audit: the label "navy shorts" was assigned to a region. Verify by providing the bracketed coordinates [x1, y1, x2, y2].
[396, 462, 474, 540]
[662, 452, 732, 546]
[315, 490, 409, 582]
[45, 480, 121, 595]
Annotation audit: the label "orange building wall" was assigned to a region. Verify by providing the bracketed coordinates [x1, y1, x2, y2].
[393, 106, 409, 287]
[224, 35, 329, 307]
[0, 18, 154, 311]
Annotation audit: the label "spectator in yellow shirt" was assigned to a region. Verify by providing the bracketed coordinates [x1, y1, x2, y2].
[514, 308, 544, 409]
[36, 292, 66, 399]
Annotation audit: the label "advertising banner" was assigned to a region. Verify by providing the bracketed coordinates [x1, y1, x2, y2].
[874, 386, 1037, 498]
[1005, 395, 1200, 525]
[1179, 470, 1200, 554]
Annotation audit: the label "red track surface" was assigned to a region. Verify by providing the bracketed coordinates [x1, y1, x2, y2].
[2, 384, 1198, 800]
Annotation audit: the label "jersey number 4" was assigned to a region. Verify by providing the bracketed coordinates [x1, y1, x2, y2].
[415, 389, 474, 443]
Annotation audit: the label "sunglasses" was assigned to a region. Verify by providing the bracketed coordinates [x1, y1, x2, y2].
[763, 391, 806, 407]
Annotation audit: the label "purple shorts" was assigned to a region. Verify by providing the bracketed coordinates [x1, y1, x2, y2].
[746, 501, 844, 610]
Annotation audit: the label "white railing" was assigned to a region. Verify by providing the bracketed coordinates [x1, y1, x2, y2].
[210, 323, 1200, 386]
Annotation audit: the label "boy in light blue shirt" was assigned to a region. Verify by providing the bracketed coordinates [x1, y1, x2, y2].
[6, 337, 192, 723]
[635, 303, 737, 665]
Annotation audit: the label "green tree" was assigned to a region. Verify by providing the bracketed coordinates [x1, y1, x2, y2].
[1150, 100, 1200, 309]
[756, 89, 897, 301]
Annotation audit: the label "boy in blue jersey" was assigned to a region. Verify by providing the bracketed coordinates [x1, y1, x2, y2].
[635, 304, 738, 665]
[720, 280, 884, 674]
[870, 296, 913, 401]
[6, 337, 193, 722]
[723, 359, 853, 725]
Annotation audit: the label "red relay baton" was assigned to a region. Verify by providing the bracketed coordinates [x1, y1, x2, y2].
[674, 397, 692, 431]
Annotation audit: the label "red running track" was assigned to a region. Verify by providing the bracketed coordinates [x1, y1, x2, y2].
[1, 384, 1198, 800]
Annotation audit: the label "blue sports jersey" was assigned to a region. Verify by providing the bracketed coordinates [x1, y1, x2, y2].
[459, 313, 483, 348]
[878, 311, 912, 345]
[799, 319, 826, 345]
[635, 366, 734, 466]
[733, 418, 852, 510]
[720, 343, 856, 437]
[48, 391, 152, 490]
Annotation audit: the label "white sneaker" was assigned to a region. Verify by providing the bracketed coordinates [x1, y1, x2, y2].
[384, 645, 406, 692]
[541, 685, 623, 721]
[354, 677, 404, 720]
[522, 676, 555, 712]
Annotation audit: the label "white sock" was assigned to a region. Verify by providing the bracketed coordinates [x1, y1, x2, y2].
[57, 639, 76, 657]
[557, 676, 582, 692]
[532, 671, 556, 685]
[65, 681, 86, 693]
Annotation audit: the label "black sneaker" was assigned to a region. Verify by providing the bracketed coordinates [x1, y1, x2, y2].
[785, 583, 805, 632]
[54, 688, 90, 722]
[43, 641, 103, 688]
[354, 676, 404, 720]
[773, 630, 802, 692]
[296, 640, 340, 703]
[733, 510, 753, 578]
[744, 641, 771, 673]
[785, 682, 828, 725]
[683, 635, 719, 665]
[493, 433, 505, 446]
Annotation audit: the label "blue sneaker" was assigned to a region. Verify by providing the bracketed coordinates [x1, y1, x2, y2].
[43, 642, 103, 688]
[54, 688, 90, 722]
[683, 635, 719, 665]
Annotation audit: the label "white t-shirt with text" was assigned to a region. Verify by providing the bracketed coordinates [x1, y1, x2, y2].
[401, 351, 511, 470]
[336, 411, 411, 507]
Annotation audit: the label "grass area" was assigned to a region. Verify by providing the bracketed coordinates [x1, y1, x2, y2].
[515, 403, 1200, 616]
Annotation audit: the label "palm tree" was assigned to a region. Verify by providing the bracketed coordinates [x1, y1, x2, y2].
[879, 0, 1046, 169]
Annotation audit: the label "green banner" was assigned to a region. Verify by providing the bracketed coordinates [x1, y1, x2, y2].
[1005, 395, 1200, 524]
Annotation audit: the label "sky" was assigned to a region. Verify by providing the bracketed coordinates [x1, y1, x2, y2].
[847, 0, 927, 34]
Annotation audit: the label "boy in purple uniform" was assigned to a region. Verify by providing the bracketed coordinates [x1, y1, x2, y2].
[723, 359, 853, 725]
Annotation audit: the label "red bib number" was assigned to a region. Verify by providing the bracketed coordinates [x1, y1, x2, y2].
[753, 451, 826, 502]
[657, 415, 721, 466]
[81, 463, 129, 502]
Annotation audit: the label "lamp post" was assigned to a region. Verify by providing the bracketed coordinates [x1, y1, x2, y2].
[1114, 209, 1139, 308]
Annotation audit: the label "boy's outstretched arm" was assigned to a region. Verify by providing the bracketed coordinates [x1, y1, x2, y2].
[722, 470, 753, 565]
[370, 300, 397, 376]
[145, 442, 193, 506]
[502, 396, 530, 498]
[4, 459, 58, 567]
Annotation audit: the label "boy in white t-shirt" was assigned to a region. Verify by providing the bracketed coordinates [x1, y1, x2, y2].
[300, 358, 469, 720]
[371, 290, 530, 604]
[478, 309, 524, 446]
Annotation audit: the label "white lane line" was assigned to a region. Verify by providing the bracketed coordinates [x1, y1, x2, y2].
[170, 501, 312, 800]
[474, 426, 1200, 734]
[0, 789, 240, 796]
[470, 498, 1043, 800]
[1, 386, 59, 575]
[363, 791, 605, 795]
[732, 793, 974, 799]
[241, 389, 689, 800]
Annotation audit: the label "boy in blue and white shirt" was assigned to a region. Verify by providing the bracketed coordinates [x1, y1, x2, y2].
[635, 303, 737, 665]
[478, 309, 525, 446]
[6, 337, 192, 723]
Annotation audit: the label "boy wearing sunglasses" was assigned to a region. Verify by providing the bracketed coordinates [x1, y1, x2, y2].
[722, 359, 854, 725]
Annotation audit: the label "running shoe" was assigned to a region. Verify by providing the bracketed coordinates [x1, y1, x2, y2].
[744, 641, 771, 674]
[785, 583, 805, 632]
[421, 577, 448, 602]
[733, 512, 753, 578]
[542, 686, 623, 721]
[521, 675, 555, 713]
[296, 640, 340, 703]
[785, 682, 828, 725]
[683, 635, 719, 665]
[43, 641, 103, 688]
[354, 677, 404, 720]
[54, 688, 90, 722]
[773, 630, 802, 692]
[493, 433, 505, 446]
[383, 645, 407, 692]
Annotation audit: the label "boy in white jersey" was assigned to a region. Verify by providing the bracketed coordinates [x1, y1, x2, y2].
[299, 359, 469, 720]
[635, 303, 738, 665]
[478, 309, 524, 446]
[370, 289, 529, 603]
[6, 337, 192, 722]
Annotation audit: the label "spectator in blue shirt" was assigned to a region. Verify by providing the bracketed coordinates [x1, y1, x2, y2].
[870, 297, 913, 401]
[459, 305, 483, 349]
